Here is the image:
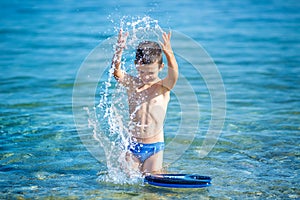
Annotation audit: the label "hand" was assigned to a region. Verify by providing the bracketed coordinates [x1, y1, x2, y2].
[159, 32, 173, 55]
[116, 29, 129, 50]
[160, 31, 178, 90]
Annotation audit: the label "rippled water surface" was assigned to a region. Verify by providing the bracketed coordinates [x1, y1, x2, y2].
[1, 0, 300, 199]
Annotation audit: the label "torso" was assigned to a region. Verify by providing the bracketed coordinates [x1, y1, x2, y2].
[126, 77, 170, 143]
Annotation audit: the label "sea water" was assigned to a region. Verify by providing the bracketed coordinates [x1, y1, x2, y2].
[1, 0, 300, 199]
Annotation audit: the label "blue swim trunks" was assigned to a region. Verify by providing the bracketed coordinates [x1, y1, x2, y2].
[129, 142, 165, 163]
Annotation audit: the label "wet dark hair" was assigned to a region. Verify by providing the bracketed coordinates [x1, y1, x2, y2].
[135, 41, 162, 65]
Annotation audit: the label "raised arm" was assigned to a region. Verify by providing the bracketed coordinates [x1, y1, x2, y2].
[111, 29, 128, 81]
[160, 32, 178, 90]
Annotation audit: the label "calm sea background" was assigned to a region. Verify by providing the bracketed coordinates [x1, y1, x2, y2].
[1, 0, 299, 199]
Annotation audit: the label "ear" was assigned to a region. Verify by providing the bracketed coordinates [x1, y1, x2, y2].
[159, 63, 165, 71]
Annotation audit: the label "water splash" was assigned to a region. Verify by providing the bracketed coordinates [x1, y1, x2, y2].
[91, 16, 164, 184]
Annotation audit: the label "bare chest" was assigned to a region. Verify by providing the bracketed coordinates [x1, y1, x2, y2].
[128, 84, 170, 113]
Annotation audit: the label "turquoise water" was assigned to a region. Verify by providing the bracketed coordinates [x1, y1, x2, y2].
[1, 0, 300, 199]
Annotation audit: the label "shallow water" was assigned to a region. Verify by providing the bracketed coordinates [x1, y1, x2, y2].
[1, 0, 300, 199]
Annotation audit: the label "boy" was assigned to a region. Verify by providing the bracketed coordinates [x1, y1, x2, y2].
[111, 29, 178, 174]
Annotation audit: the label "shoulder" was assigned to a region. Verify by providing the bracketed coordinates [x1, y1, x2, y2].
[153, 80, 171, 100]
[156, 80, 171, 94]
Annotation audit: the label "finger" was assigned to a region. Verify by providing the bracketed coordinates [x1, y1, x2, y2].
[118, 29, 123, 40]
[168, 31, 172, 39]
[162, 33, 168, 43]
[159, 40, 164, 48]
[163, 32, 168, 40]
[164, 32, 170, 41]
[124, 31, 129, 38]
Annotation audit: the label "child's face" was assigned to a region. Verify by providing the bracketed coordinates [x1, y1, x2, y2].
[136, 62, 163, 84]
